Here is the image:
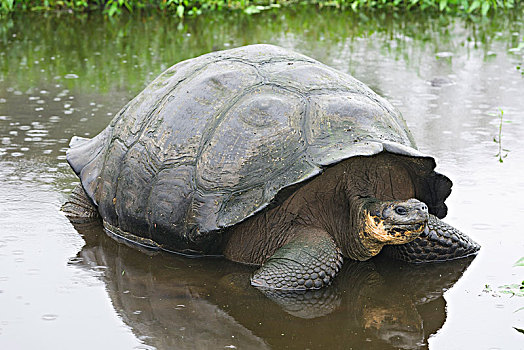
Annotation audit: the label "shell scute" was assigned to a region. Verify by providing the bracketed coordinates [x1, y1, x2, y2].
[305, 92, 415, 166]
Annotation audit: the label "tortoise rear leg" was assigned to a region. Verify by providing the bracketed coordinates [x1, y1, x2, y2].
[251, 226, 343, 290]
[383, 214, 480, 263]
[61, 184, 99, 222]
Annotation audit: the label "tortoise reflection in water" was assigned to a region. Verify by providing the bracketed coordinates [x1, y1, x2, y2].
[63, 44, 479, 291]
[74, 220, 475, 350]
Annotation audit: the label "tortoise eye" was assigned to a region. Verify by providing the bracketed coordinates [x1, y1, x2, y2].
[395, 206, 407, 215]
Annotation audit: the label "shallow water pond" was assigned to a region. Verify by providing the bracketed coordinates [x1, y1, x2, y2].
[1, 10, 523, 349]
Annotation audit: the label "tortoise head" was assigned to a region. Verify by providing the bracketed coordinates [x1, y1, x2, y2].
[362, 198, 429, 247]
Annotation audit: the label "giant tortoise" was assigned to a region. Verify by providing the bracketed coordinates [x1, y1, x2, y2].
[63, 44, 480, 290]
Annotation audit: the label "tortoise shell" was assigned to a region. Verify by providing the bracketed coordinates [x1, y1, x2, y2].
[67, 44, 451, 254]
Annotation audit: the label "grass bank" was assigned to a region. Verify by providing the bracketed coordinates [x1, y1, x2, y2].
[0, 0, 520, 17]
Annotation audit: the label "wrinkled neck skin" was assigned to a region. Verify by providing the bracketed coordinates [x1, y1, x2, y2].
[327, 162, 388, 261]
[345, 196, 391, 261]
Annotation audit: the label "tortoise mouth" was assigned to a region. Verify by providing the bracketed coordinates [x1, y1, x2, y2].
[382, 222, 427, 243]
[384, 222, 426, 231]
[400, 222, 425, 229]
[365, 213, 426, 245]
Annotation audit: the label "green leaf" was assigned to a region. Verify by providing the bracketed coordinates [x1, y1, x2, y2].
[439, 0, 447, 11]
[514, 257, 524, 267]
[176, 4, 184, 17]
[107, 4, 118, 16]
[514, 327, 524, 335]
[469, 0, 480, 12]
[123, 0, 132, 12]
[481, 1, 490, 16]
[244, 5, 261, 14]
[2, 0, 14, 11]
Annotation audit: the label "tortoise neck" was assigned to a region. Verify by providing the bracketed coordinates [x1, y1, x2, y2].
[344, 195, 385, 261]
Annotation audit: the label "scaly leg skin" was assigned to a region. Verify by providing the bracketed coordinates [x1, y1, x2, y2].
[61, 184, 99, 222]
[383, 214, 480, 263]
[251, 226, 344, 290]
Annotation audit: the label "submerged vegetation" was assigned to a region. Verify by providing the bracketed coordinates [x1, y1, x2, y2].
[0, 0, 520, 17]
[492, 109, 511, 163]
[482, 257, 524, 298]
[501, 257, 524, 297]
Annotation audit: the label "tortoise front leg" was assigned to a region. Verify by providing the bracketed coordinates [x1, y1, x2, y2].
[251, 226, 343, 290]
[383, 215, 480, 263]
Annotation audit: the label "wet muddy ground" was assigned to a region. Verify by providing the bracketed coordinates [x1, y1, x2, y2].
[1, 10, 523, 349]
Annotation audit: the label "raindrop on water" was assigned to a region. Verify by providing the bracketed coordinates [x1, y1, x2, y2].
[472, 223, 492, 231]
[26, 269, 40, 276]
[435, 51, 453, 58]
[41, 314, 58, 321]
[92, 266, 108, 272]
[67, 257, 83, 265]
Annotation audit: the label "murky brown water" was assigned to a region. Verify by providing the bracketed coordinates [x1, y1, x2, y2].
[1, 10, 523, 349]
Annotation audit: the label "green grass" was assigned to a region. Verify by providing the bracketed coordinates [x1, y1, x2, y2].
[0, 0, 520, 17]
[492, 108, 511, 163]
